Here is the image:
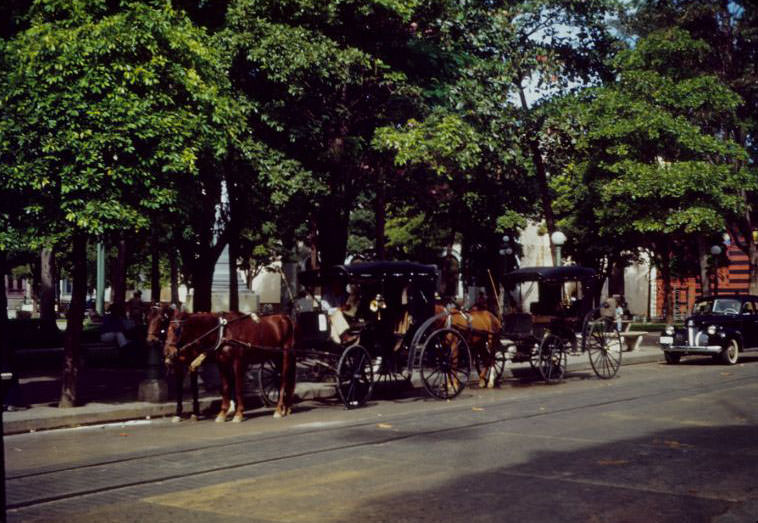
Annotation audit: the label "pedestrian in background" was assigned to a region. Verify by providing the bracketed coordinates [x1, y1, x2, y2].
[100, 303, 129, 349]
[615, 298, 624, 332]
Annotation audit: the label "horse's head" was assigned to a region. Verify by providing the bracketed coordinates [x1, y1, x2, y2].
[146, 304, 174, 346]
[163, 310, 189, 368]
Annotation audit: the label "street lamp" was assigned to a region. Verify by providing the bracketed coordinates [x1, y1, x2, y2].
[551, 231, 567, 267]
[711, 244, 722, 296]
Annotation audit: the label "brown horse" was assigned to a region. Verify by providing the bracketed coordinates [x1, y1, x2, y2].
[434, 305, 502, 388]
[164, 311, 296, 422]
[146, 304, 203, 422]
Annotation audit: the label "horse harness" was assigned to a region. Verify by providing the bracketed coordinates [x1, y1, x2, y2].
[444, 309, 496, 338]
[170, 312, 264, 363]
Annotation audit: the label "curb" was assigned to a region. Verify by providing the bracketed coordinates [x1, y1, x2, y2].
[4, 349, 663, 435]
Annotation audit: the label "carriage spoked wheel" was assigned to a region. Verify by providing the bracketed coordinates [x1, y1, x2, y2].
[257, 359, 281, 408]
[420, 328, 471, 400]
[336, 344, 374, 409]
[585, 320, 623, 379]
[537, 334, 567, 384]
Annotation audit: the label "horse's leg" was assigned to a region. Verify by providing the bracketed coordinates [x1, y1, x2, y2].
[285, 347, 296, 415]
[231, 354, 245, 423]
[216, 358, 232, 423]
[275, 350, 295, 418]
[474, 337, 488, 388]
[190, 369, 199, 421]
[172, 367, 184, 423]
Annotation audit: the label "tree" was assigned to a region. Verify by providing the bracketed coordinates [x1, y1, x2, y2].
[223, 0, 468, 268]
[555, 28, 753, 321]
[0, 0, 242, 405]
[623, 0, 758, 293]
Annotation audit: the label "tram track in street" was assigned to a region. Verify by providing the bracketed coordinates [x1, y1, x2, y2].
[7, 361, 755, 514]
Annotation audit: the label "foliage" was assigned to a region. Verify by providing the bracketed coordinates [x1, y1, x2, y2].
[555, 28, 752, 270]
[0, 0, 243, 251]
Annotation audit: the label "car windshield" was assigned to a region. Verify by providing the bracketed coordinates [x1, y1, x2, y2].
[692, 298, 742, 315]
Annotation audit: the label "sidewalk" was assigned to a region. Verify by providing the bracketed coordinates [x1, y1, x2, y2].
[3, 337, 664, 435]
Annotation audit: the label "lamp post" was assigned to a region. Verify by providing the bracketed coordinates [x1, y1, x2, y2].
[710, 244, 722, 296]
[551, 231, 567, 267]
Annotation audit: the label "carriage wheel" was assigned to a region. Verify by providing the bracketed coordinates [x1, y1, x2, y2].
[586, 321, 623, 379]
[420, 328, 471, 400]
[336, 344, 374, 409]
[537, 334, 567, 384]
[257, 359, 281, 408]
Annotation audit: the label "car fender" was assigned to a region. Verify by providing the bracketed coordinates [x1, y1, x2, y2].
[719, 328, 743, 349]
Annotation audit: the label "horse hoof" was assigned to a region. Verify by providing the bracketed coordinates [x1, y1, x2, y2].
[232, 415, 243, 423]
[215, 414, 226, 423]
[273, 410, 283, 419]
[171, 416, 182, 423]
[189, 414, 198, 422]
[478, 379, 487, 388]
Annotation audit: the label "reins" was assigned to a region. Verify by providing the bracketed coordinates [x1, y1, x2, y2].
[169, 312, 261, 371]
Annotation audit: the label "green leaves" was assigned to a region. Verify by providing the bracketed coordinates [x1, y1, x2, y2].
[561, 25, 752, 250]
[1, 0, 241, 245]
[374, 113, 482, 176]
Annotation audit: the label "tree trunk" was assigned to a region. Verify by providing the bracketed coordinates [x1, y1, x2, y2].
[317, 200, 350, 268]
[697, 237, 710, 297]
[518, 84, 556, 263]
[40, 247, 57, 331]
[608, 258, 625, 297]
[150, 223, 161, 303]
[191, 257, 215, 313]
[111, 237, 127, 305]
[749, 241, 758, 296]
[375, 169, 386, 260]
[59, 234, 87, 408]
[659, 242, 674, 325]
[0, 250, 9, 357]
[229, 237, 239, 312]
[170, 249, 180, 306]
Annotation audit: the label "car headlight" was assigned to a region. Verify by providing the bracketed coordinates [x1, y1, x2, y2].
[665, 325, 675, 336]
[707, 325, 717, 336]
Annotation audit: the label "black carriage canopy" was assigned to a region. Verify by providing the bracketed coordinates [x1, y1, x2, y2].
[298, 261, 439, 320]
[505, 266, 597, 317]
[298, 261, 438, 287]
[504, 266, 596, 284]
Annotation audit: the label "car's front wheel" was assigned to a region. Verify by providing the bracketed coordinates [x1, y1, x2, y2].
[720, 338, 740, 365]
[664, 351, 681, 364]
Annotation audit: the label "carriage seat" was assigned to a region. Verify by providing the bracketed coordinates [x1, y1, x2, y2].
[502, 313, 533, 340]
[295, 311, 331, 345]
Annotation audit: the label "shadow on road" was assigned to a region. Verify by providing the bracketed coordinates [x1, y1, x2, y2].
[334, 424, 758, 523]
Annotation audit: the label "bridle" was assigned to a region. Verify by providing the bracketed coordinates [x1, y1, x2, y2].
[146, 308, 171, 345]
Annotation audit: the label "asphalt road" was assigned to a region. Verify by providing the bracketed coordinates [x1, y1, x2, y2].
[5, 356, 758, 522]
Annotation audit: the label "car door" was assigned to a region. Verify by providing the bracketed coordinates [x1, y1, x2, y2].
[740, 299, 758, 350]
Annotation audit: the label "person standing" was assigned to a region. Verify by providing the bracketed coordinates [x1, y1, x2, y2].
[125, 290, 145, 327]
[615, 300, 624, 332]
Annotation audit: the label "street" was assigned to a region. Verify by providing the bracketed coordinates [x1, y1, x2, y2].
[5, 356, 758, 522]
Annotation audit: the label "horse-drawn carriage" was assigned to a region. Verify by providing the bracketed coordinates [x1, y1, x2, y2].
[257, 261, 473, 409]
[500, 266, 623, 383]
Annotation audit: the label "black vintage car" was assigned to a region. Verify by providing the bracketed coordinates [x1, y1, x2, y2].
[659, 294, 758, 365]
